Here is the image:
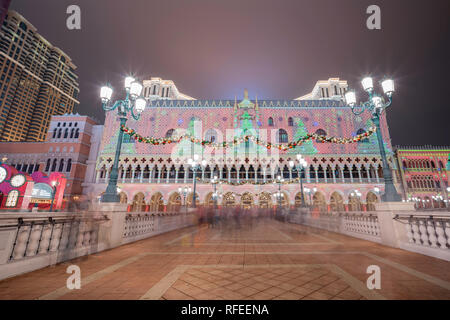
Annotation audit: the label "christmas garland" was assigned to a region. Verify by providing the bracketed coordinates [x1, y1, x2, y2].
[196, 177, 303, 185]
[120, 124, 376, 151]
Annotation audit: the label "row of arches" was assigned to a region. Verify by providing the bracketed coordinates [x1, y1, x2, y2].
[97, 163, 384, 183]
[117, 191, 379, 213]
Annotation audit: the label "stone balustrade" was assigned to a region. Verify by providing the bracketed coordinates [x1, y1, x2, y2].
[290, 202, 450, 261]
[0, 210, 196, 280]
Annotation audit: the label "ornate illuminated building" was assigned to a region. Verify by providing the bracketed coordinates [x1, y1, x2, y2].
[0, 10, 79, 142]
[82, 77, 405, 213]
[395, 146, 450, 208]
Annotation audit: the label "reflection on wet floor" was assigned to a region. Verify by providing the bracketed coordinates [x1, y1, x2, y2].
[0, 211, 449, 300]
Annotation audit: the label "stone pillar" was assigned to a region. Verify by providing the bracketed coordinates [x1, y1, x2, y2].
[228, 169, 231, 183]
[105, 168, 110, 184]
[366, 165, 371, 183]
[139, 169, 144, 183]
[175, 168, 179, 183]
[149, 168, 153, 183]
[332, 167, 336, 183]
[166, 168, 170, 184]
[263, 169, 267, 183]
[157, 167, 162, 184]
[315, 168, 319, 183]
[130, 167, 135, 183]
[375, 202, 415, 248]
[357, 167, 362, 183]
[375, 165, 380, 183]
[340, 167, 345, 183]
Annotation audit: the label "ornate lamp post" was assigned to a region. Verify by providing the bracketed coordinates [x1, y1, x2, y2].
[100, 77, 146, 203]
[345, 77, 401, 202]
[289, 154, 308, 208]
[178, 186, 191, 214]
[187, 155, 207, 208]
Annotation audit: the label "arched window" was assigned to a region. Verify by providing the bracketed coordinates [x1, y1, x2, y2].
[288, 117, 294, 127]
[205, 129, 218, 143]
[268, 117, 274, 126]
[51, 159, 57, 172]
[277, 129, 288, 143]
[45, 159, 51, 171]
[315, 129, 327, 136]
[66, 159, 72, 172]
[165, 129, 175, 138]
[74, 128, 79, 139]
[57, 128, 62, 138]
[58, 159, 65, 172]
[70, 128, 74, 138]
[63, 128, 68, 139]
[52, 129, 57, 138]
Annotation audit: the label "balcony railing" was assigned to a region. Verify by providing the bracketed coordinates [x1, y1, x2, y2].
[96, 177, 385, 185]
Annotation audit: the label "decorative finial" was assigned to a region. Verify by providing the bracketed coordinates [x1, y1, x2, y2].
[244, 88, 249, 100]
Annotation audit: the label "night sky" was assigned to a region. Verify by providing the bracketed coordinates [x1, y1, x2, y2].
[10, 0, 450, 146]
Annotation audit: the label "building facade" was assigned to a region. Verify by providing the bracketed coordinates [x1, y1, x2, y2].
[83, 78, 400, 213]
[0, 114, 101, 205]
[395, 146, 449, 209]
[0, 10, 79, 142]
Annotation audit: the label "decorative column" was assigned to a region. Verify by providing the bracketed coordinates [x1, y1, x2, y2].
[130, 167, 136, 183]
[149, 167, 153, 183]
[324, 167, 328, 184]
[332, 166, 336, 183]
[166, 168, 170, 184]
[340, 167, 345, 183]
[245, 167, 249, 181]
[157, 166, 162, 184]
[289, 168, 292, 180]
[139, 168, 144, 183]
[357, 166, 362, 183]
[314, 167, 319, 183]
[228, 168, 231, 183]
[175, 168, 179, 183]
[366, 165, 371, 183]
[263, 168, 267, 183]
[219, 167, 223, 180]
[375, 165, 380, 183]
[184, 167, 188, 183]
[350, 165, 354, 183]
[105, 167, 110, 184]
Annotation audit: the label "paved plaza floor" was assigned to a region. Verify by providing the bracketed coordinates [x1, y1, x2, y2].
[0, 218, 449, 300]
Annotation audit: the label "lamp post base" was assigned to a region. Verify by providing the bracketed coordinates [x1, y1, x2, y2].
[101, 193, 120, 203]
[382, 183, 402, 202]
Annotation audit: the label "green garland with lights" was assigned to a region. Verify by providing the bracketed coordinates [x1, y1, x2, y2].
[120, 124, 376, 151]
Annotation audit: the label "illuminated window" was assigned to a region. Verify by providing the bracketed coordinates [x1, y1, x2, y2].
[268, 117, 274, 126]
[6, 190, 19, 207]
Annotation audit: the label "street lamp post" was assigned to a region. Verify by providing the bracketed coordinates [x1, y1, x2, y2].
[188, 155, 207, 208]
[289, 154, 308, 208]
[100, 77, 146, 203]
[49, 180, 58, 212]
[211, 176, 219, 209]
[178, 186, 191, 214]
[350, 189, 362, 211]
[276, 175, 284, 210]
[345, 77, 401, 202]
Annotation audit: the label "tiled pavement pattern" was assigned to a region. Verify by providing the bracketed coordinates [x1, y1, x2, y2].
[160, 266, 367, 300]
[0, 218, 449, 300]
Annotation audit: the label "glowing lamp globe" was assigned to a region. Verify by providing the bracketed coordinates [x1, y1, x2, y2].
[381, 79, 395, 96]
[130, 81, 143, 98]
[124, 76, 135, 90]
[100, 86, 113, 102]
[344, 90, 356, 106]
[361, 77, 374, 92]
[135, 97, 146, 113]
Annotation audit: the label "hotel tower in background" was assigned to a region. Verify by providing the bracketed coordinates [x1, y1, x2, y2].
[0, 10, 79, 142]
